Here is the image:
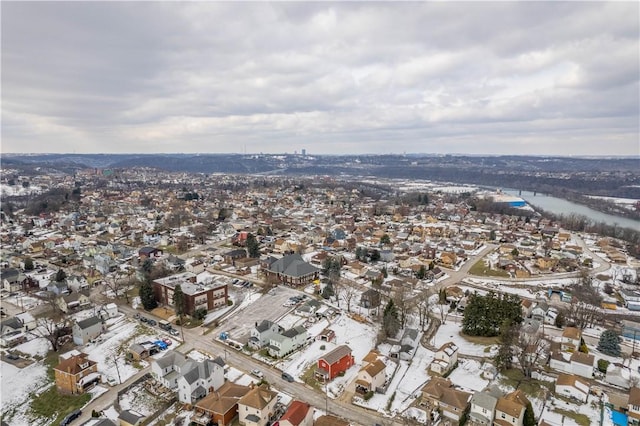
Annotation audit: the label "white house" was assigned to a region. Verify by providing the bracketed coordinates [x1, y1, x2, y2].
[355, 358, 387, 394]
[267, 326, 307, 358]
[152, 350, 225, 404]
[98, 303, 118, 320]
[561, 327, 582, 352]
[549, 352, 572, 374]
[469, 386, 502, 425]
[176, 358, 225, 404]
[152, 351, 188, 389]
[15, 312, 36, 331]
[569, 352, 594, 379]
[72, 316, 103, 345]
[430, 342, 458, 375]
[555, 373, 590, 403]
[248, 320, 284, 350]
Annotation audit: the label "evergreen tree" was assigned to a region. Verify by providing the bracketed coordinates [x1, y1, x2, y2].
[462, 292, 523, 337]
[24, 257, 34, 271]
[416, 265, 426, 279]
[322, 283, 334, 299]
[597, 329, 621, 356]
[523, 402, 535, 426]
[139, 279, 157, 310]
[55, 269, 67, 282]
[246, 233, 260, 258]
[383, 300, 401, 338]
[173, 284, 186, 318]
[438, 288, 448, 304]
[369, 249, 381, 262]
[380, 234, 391, 245]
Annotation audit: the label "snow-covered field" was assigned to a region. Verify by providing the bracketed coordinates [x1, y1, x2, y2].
[0, 360, 49, 425]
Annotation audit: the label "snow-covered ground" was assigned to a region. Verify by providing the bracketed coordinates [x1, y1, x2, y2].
[448, 359, 490, 392]
[0, 360, 49, 425]
[432, 320, 497, 357]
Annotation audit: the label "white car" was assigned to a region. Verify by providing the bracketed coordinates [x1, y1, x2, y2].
[251, 369, 264, 379]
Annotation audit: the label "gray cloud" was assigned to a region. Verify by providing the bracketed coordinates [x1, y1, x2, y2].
[1, 1, 638, 155]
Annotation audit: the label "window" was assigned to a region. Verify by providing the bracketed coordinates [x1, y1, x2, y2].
[501, 413, 506, 419]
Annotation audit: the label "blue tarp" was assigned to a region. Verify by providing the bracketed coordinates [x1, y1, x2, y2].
[611, 410, 628, 426]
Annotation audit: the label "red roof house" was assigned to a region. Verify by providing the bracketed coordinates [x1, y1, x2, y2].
[278, 400, 313, 426]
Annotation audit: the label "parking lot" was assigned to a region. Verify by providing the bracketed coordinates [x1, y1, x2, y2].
[219, 285, 307, 344]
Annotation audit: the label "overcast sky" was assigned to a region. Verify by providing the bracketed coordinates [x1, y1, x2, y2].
[2, 2, 639, 156]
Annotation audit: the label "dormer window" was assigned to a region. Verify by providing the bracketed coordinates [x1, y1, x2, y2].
[79, 362, 89, 369]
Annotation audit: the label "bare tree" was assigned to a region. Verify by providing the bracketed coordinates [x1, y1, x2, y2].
[341, 284, 359, 313]
[429, 292, 449, 324]
[192, 224, 209, 245]
[415, 290, 431, 331]
[515, 329, 547, 378]
[103, 271, 133, 303]
[567, 300, 602, 329]
[393, 286, 415, 328]
[36, 316, 71, 352]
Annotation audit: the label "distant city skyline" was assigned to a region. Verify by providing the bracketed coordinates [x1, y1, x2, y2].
[2, 2, 639, 156]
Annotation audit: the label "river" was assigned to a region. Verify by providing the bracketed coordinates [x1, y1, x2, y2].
[503, 189, 639, 230]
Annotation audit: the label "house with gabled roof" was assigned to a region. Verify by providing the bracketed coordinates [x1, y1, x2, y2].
[56, 291, 91, 313]
[267, 326, 307, 358]
[314, 415, 349, 426]
[278, 400, 313, 426]
[555, 373, 590, 403]
[430, 341, 458, 375]
[561, 327, 582, 352]
[420, 377, 471, 422]
[494, 389, 529, 426]
[355, 353, 387, 394]
[72, 315, 103, 345]
[262, 254, 319, 286]
[53, 352, 99, 394]
[118, 410, 145, 426]
[469, 385, 503, 425]
[177, 357, 225, 405]
[193, 382, 251, 426]
[237, 383, 277, 426]
[248, 320, 284, 350]
[569, 351, 594, 379]
[151, 350, 225, 404]
[315, 344, 354, 382]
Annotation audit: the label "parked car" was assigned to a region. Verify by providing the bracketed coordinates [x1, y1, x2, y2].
[133, 313, 140, 319]
[6, 353, 19, 360]
[153, 340, 168, 350]
[281, 372, 294, 382]
[60, 409, 82, 426]
[251, 369, 264, 379]
[162, 338, 172, 346]
[168, 328, 179, 336]
[147, 319, 157, 326]
[139, 317, 148, 323]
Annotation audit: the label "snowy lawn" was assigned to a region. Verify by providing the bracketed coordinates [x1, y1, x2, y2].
[432, 321, 498, 357]
[0, 360, 49, 425]
[448, 359, 490, 392]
